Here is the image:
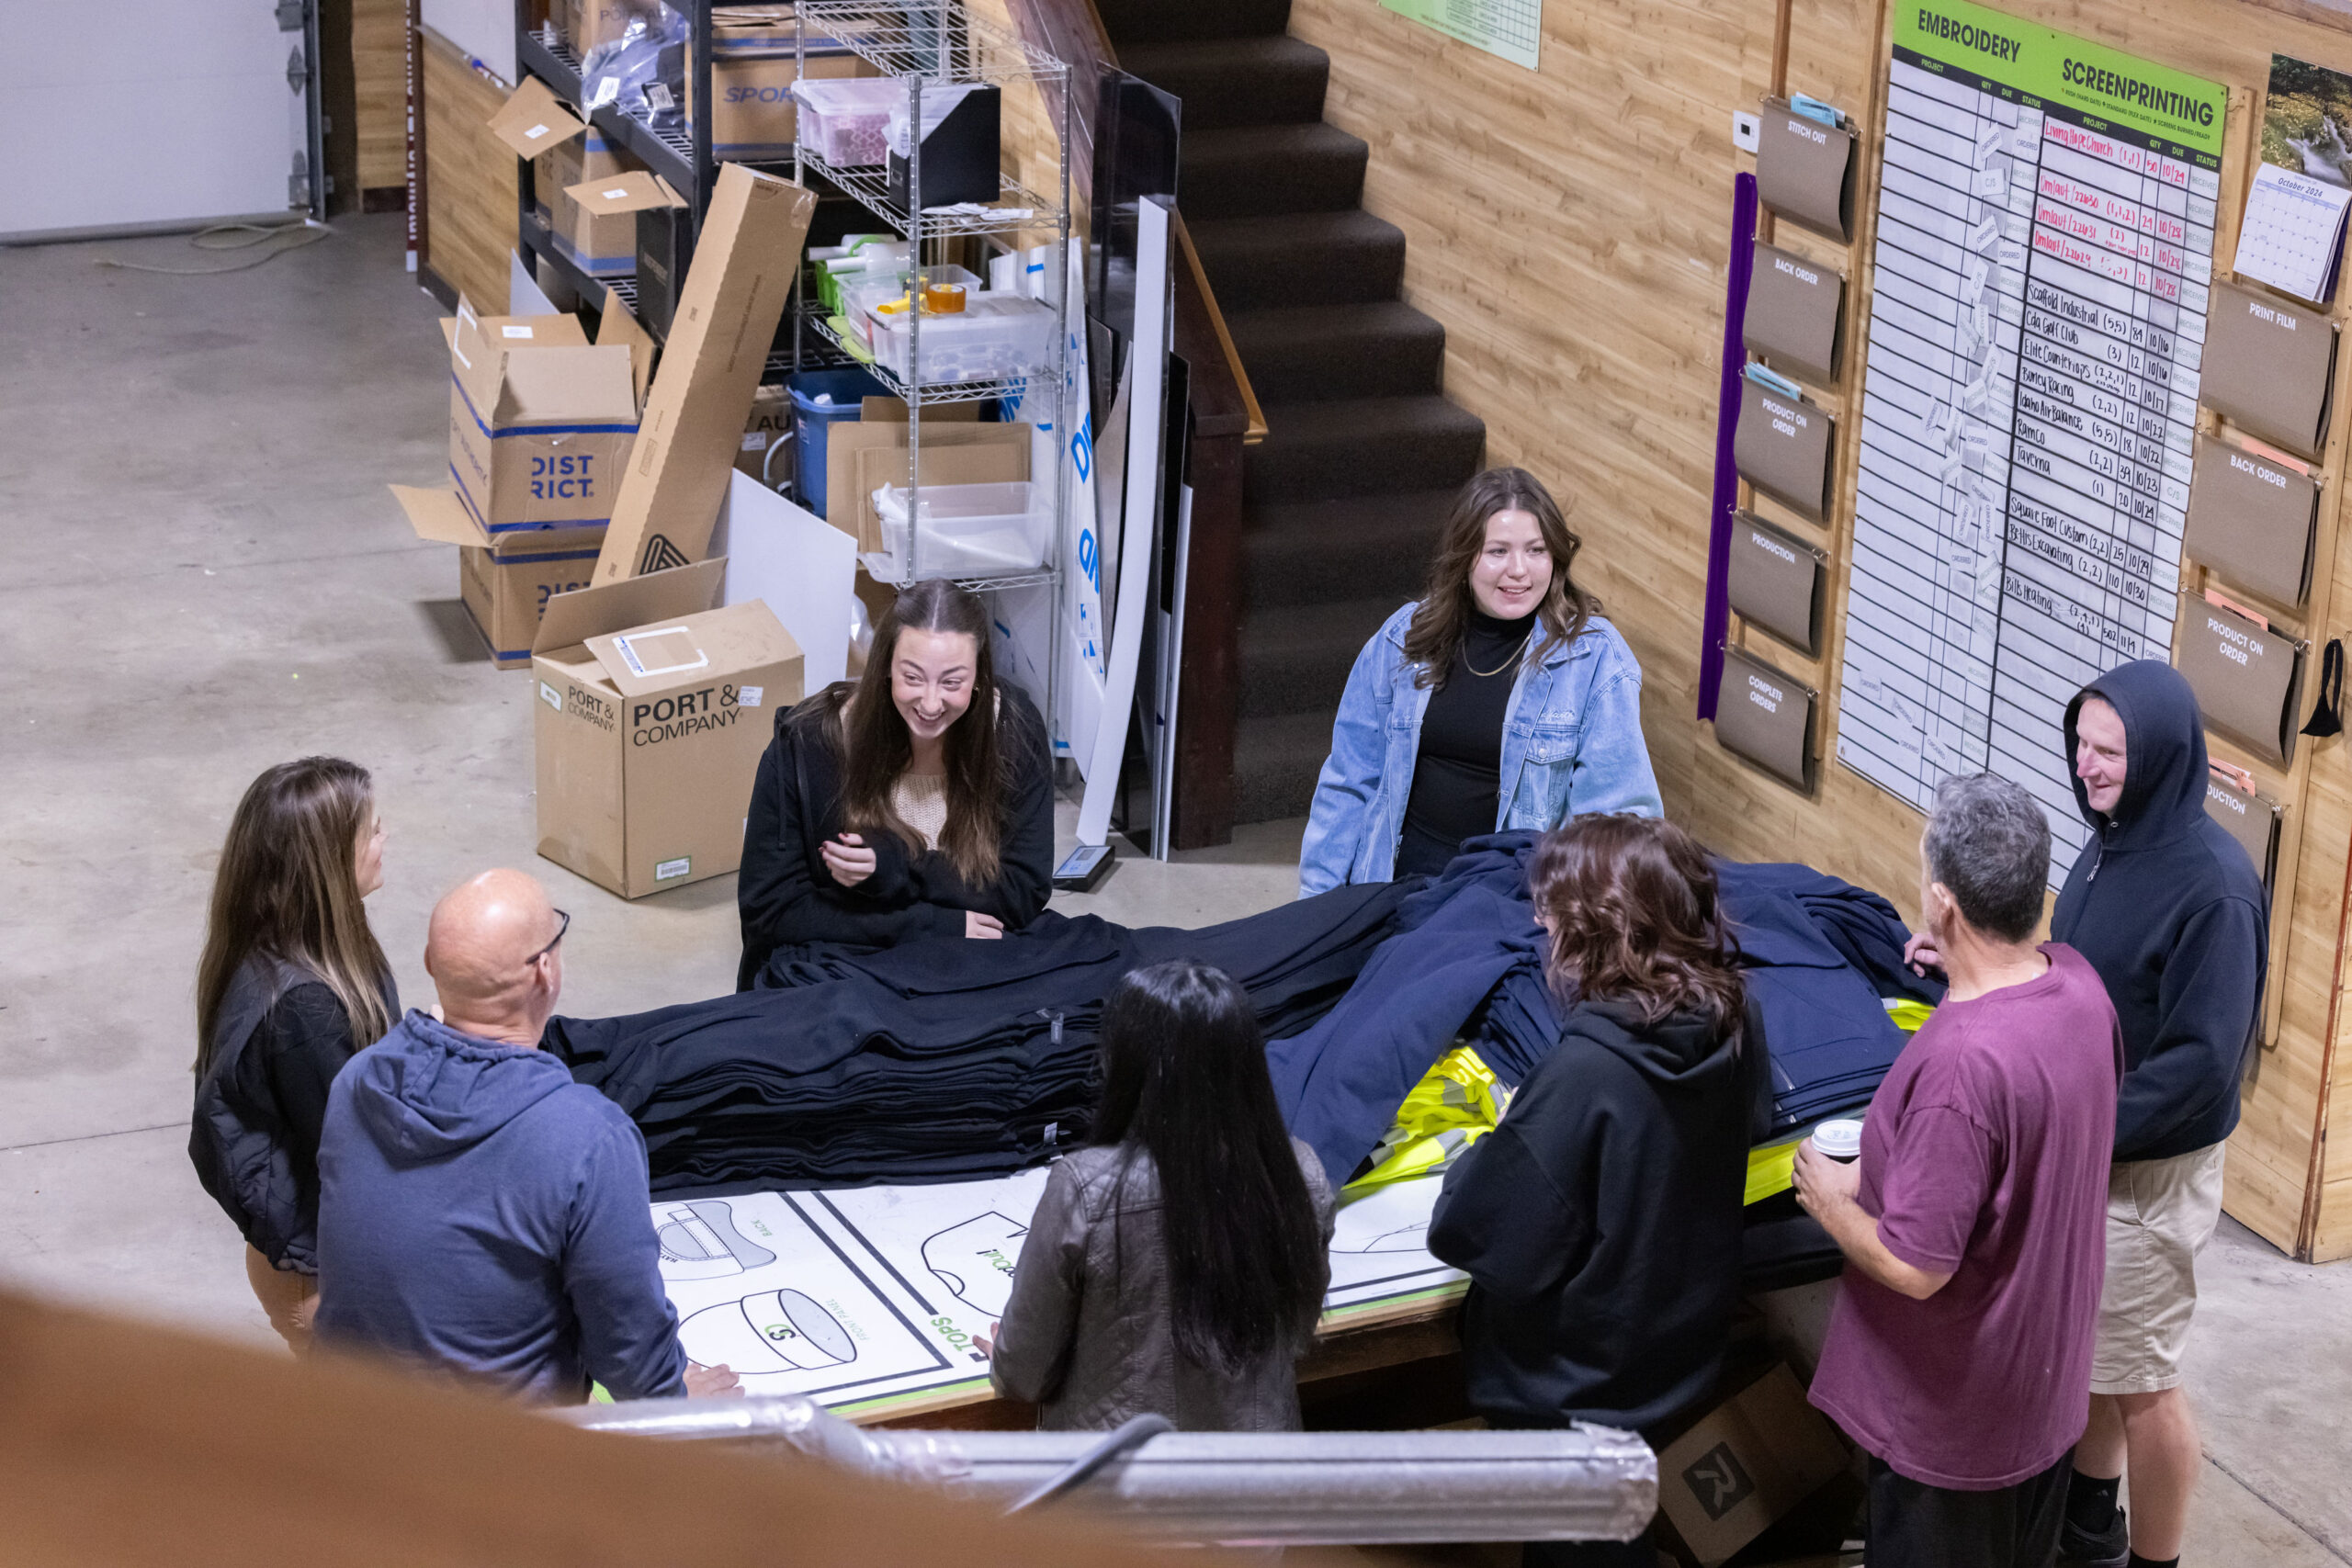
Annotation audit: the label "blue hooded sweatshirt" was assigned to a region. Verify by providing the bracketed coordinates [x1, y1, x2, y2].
[2051, 660, 2267, 1163]
[314, 1010, 686, 1402]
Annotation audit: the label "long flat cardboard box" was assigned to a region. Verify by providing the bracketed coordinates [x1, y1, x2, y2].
[594, 164, 818, 583]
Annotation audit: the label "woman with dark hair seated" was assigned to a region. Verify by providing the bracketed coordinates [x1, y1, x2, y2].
[736, 579, 1054, 987]
[1429, 815, 1768, 1566]
[988, 959, 1336, 1431]
[1300, 467, 1663, 894]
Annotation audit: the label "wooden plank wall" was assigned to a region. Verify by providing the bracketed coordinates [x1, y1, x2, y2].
[421, 28, 518, 312]
[1287, 0, 2352, 1259]
[355, 0, 410, 193]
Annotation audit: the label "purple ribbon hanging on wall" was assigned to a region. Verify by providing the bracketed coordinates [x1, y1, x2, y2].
[1698, 172, 1760, 723]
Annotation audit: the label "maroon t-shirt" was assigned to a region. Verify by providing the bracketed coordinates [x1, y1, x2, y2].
[1810, 943, 2122, 1489]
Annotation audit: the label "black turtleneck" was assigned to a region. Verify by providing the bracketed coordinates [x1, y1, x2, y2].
[1396, 605, 1535, 878]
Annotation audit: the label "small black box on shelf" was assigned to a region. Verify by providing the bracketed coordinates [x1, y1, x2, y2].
[888, 85, 1001, 210]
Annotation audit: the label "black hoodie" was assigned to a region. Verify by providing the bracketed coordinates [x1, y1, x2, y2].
[1427, 995, 1767, 1438]
[2052, 660, 2266, 1162]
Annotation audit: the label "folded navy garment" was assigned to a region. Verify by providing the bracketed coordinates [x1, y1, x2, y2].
[545, 883, 1411, 1190]
[1271, 835, 1943, 1186]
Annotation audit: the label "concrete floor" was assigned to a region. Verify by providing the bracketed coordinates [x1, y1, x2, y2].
[2, 215, 2345, 1562]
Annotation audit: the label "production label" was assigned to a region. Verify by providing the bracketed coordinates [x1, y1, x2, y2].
[1836, 0, 2222, 885]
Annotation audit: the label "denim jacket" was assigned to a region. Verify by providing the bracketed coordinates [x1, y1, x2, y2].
[1299, 603, 1663, 895]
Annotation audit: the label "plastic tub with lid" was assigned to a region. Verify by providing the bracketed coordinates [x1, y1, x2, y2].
[864, 293, 1054, 386]
[863, 480, 1043, 583]
[790, 76, 901, 165]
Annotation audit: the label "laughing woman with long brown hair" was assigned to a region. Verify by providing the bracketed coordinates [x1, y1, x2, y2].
[1300, 468, 1663, 892]
[736, 579, 1055, 987]
[190, 756, 398, 1355]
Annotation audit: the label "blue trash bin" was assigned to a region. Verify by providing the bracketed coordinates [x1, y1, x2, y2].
[789, 367, 890, 517]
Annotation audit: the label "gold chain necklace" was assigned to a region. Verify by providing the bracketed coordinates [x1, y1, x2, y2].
[1463, 630, 1531, 680]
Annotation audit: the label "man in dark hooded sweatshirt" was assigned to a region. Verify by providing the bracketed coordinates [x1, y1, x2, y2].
[316, 869, 737, 1404]
[2049, 661, 2266, 1568]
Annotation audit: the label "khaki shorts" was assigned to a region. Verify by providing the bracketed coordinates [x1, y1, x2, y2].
[2090, 1143, 2226, 1396]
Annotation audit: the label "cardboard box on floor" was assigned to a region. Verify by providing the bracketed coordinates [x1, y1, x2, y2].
[393, 487, 605, 668]
[1651, 1364, 1847, 1567]
[533, 558, 804, 897]
[446, 296, 640, 532]
[824, 418, 1031, 552]
[737, 383, 794, 486]
[594, 164, 818, 583]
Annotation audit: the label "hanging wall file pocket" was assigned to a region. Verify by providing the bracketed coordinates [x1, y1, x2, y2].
[1736, 377, 1836, 523]
[1756, 102, 1858, 243]
[2199, 280, 2338, 460]
[1727, 511, 1828, 656]
[2203, 765, 2283, 904]
[2176, 598, 2307, 765]
[1713, 644, 1816, 791]
[2183, 436, 2320, 608]
[1743, 241, 1846, 386]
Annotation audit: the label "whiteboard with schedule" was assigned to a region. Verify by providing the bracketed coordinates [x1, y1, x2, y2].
[1835, 0, 2226, 885]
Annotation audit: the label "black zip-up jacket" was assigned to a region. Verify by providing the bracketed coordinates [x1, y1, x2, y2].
[190, 955, 396, 1271]
[736, 682, 1055, 988]
[2052, 660, 2267, 1162]
[1428, 995, 1768, 1439]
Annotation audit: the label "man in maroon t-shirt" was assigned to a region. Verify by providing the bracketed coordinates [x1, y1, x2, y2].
[1796, 774, 2122, 1568]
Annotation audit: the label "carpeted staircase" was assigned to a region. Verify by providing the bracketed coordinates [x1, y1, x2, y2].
[1098, 0, 1487, 823]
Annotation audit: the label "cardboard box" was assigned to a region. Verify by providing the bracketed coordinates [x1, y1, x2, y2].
[695, 30, 875, 161]
[393, 487, 605, 669]
[446, 297, 641, 533]
[594, 164, 819, 583]
[736, 383, 794, 485]
[487, 77, 643, 278]
[823, 418, 1031, 552]
[546, 130, 647, 277]
[532, 558, 804, 897]
[1652, 1365, 1848, 1567]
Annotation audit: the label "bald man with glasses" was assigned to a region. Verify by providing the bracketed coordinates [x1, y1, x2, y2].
[316, 869, 736, 1403]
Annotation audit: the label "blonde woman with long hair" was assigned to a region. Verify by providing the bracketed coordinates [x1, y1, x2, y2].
[190, 756, 395, 1353]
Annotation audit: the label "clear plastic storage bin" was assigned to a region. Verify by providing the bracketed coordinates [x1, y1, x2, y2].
[836, 265, 986, 342]
[864, 293, 1055, 386]
[791, 77, 901, 166]
[863, 480, 1044, 583]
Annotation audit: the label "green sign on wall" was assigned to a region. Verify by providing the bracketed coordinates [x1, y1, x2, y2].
[1895, 0, 2226, 162]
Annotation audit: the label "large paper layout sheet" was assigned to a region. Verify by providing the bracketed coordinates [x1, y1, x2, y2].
[1837, 1, 2225, 885]
[652, 1170, 1465, 1416]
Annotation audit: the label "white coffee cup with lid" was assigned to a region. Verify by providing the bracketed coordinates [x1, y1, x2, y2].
[1810, 1118, 1864, 1163]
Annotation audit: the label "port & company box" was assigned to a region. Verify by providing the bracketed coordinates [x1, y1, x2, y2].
[594, 164, 818, 581]
[391, 486, 604, 669]
[532, 558, 804, 897]
[446, 298, 640, 532]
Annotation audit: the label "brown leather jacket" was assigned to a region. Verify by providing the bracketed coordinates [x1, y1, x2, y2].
[989, 1140, 1335, 1430]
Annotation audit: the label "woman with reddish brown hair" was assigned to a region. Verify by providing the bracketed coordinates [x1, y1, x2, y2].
[1429, 814, 1768, 1566]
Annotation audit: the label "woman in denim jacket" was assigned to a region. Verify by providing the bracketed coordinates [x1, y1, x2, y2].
[1300, 468, 1662, 894]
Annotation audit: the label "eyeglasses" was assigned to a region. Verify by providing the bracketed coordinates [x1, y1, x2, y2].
[526, 908, 570, 967]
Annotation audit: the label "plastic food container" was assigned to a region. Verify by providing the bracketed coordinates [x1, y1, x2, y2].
[864, 480, 1044, 583]
[836, 264, 985, 340]
[864, 293, 1054, 386]
[791, 76, 901, 166]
